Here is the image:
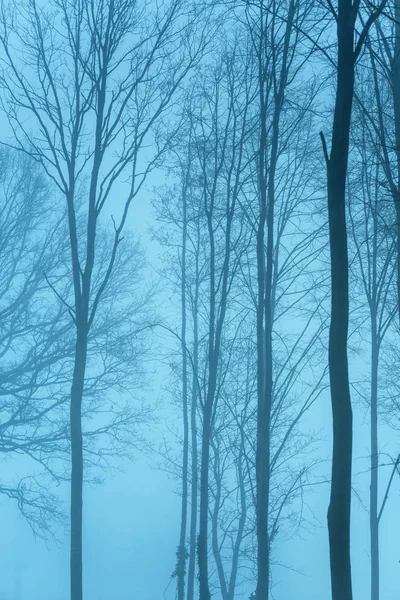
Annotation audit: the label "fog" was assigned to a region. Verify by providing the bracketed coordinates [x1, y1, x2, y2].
[0, 0, 399, 599]
[0, 194, 399, 599]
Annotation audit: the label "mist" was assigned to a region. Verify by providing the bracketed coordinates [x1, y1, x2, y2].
[0, 1, 399, 599]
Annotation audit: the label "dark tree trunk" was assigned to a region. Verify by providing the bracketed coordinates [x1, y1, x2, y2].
[176, 161, 190, 600]
[176, 153, 190, 600]
[324, 4, 355, 599]
[198, 406, 212, 600]
[68, 61, 103, 597]
[197, 209, 231, 600]
[255, 80, 269, 600]
[368, 167, 381, 600]
[70, 328, 88, 600]
[211, 440, 229, 600]
[197, 150, 233, 600]
[197, 207, 216, 600]
[370, 314, 379, 600]
[227, 442, 246, 600]
[255, 5, 294, 597]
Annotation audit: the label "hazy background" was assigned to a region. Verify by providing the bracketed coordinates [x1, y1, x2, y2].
[0, 190, 398, 600]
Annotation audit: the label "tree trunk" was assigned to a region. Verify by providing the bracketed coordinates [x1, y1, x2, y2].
[197, 208, 215, 600]
[369, 170, 380, 600]
[227, 432, 247, 600]
[211, 440, 229, 600]
[187, 264, 199, 600]
[70, 328, 88, 600]
[370, 315, 379, 600]
[197, 168, 232, 600]
[198, 406, 212, 600]
[255, 20, 269, 595]
[324, 4, 355, 599]
[176, 165, 190, 600]
[254, 5, 294, 596]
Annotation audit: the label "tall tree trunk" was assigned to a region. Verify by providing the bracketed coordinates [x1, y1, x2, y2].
[197, 171, 232, 600]
[211, 440, 229, 600]
[255, 17, 269, 595]
[197, 207, 215, 600]
[227, 426, 247, 600]
[255, 205, 269, 599]
[198, 405, 212, 600]
[198, 223, 217, 600]
[70, 328, 88, 600]
[187, 258, 199, 600]
[323, 4, 355, 599]
[255, 5, 294, 597]
[198, 302, 219, 600]
[177, 179, 190, 600]
[68, 61, 103, 598]
[369, 166, 380, 600]
[187, 274, 199, 600]
[370, 312, 379, 600]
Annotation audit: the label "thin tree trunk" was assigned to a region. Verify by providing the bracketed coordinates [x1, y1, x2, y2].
[369, 162, 380, 600]
[187, 371, 198, 600]
[211, 440, 229, 600]
[197, 205, 215, 600]
[197, 158, 233, 600]
[210, 363, 249, 600]
[187, 250, 199, 600]
[70, 329, 88, 600]
[69, 50, 104, 598]
[194, 61, 237, 599]
[370, 313, 379, 600]
[198, 218, 231, 600]
[227, 429, 247, 600]
[255, 5, 294, 597]
[177, 176, 190, 600]
[255, 19, 269, 595]
[323, 4, 355, 599]
[198, 406, 212, 600]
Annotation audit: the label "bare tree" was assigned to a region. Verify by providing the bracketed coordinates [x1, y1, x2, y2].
[319, 2, 387, 599]
[0, 147, 71, 535]
[192, 52, 253, 600]
[238, 0, 319, 596]
[0, 0, 208, 596]
[153, 38, 256, 599]
[349, 56, 398, 599]
[154, 19, 330, 597]
[0, 144, 153, 544]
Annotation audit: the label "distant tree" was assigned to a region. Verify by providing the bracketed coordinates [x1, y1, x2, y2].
[349, 55, 398, 600]
[151, 126, 201, 600]
[190, 49, 255, 600]
[0, 147, 152, 541]
[356, 4, 400, 319]
[155, 23, 328, 599]
[0, 147, 70, 535]
[239, 0, 319, 596]
[153, 37, 256, 599]
[350, 10, 400, 597]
